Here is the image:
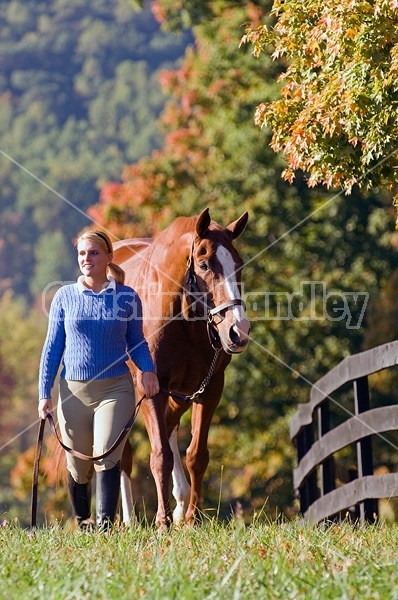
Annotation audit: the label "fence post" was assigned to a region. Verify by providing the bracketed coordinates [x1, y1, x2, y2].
[353, 376, 378, 525]
[296, 423, 319, 515]
[318, 401, 335, 498]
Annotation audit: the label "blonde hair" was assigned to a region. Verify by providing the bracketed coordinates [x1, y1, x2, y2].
[75, 230, 125, 284]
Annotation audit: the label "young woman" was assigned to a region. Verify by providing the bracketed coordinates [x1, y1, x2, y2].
[38, 230, 159, 530]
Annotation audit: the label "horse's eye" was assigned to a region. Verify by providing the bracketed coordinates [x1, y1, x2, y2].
[199, 261, 209, 272]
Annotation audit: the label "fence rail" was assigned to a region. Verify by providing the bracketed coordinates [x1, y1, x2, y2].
[290, 340, 398, 525]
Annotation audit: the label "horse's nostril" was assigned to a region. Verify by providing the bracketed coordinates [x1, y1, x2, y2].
[229, 325, 241, 345]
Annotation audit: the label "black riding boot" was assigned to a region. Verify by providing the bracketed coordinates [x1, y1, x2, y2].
[68, 473, 93, 529]
[96, 462, 121, 531]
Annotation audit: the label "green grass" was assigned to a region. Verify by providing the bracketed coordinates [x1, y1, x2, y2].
[1, 517, 398, 599]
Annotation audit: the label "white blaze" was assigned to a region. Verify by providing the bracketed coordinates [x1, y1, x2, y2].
[216, 246, 245, 323]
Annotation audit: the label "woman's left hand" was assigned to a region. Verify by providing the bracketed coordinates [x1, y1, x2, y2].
[141, 371, 160, 398]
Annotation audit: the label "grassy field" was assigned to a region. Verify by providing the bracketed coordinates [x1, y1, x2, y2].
[1, 516, 397, 599]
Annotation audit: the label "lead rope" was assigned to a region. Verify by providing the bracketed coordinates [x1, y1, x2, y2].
[160, 347, 221, 403]
[30, 395, 145, 528]
[30, 419, 45, 528]
[187, 347, 221, 400]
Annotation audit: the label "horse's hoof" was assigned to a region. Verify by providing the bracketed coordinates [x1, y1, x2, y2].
[155, 514, 173, 531]
[172, 504, 187, 526]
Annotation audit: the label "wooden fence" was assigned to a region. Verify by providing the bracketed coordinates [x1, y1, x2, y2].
[290, 340, 398, 525]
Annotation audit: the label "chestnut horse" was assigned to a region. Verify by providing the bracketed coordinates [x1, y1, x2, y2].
[113, 208, 250, 528]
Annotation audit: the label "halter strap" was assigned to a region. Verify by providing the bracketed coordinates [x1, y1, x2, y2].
[208, 298, 246, 317]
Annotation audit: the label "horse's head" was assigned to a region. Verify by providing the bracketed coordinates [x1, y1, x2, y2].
[183, 208, 251, 354]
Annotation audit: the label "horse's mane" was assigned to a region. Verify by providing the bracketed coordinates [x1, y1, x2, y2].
[150, 214, 226, 250]
[119, 214, 230, 283]
[153, 215, 197, 245]
[138, 216, 196, 267]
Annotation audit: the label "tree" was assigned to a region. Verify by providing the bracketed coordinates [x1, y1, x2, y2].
[0, 0, 191, 300]
[30, 231, 77, 297]
[0, 293, 46, 451]
[241, 0, 398, 203]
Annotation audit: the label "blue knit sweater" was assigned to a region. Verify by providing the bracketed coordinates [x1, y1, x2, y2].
[39, 280, 156, 399]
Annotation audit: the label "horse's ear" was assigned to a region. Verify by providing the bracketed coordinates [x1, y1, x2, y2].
[196, 208, 211, 238]
[227, 212, 249, 239]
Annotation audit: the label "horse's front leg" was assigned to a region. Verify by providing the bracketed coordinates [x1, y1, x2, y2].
[164, 400, 192, 525]
[120, 439, 134, 525]
[185, 379, 223, 524]
[170, 426, 191, 525]
[141, 395, 174, 529]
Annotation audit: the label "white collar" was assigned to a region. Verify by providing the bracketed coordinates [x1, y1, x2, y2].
[77, 275, 116, 294]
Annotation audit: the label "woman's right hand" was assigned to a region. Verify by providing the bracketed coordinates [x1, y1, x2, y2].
[141, 371, 160, 399]
[38, 398, 53, 420]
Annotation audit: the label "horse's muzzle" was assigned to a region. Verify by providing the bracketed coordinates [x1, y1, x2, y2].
[223, 324, 250, 354]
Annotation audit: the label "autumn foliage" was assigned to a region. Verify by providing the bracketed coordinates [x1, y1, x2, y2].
[242, 0, 398, 197]
[88, 2, 270, 239]
[10, 436, 68, 520]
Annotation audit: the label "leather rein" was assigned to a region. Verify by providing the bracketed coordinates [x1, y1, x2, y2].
[30, 396, 145, 528]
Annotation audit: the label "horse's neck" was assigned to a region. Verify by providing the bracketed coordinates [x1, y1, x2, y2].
[123, 237, 183, 295]
[127, 235, 189, 329]
[149, 240, 188, 291]
[112, 238, 152, 271]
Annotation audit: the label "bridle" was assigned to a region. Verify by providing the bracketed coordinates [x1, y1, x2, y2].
[184, 240, 246, 350]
